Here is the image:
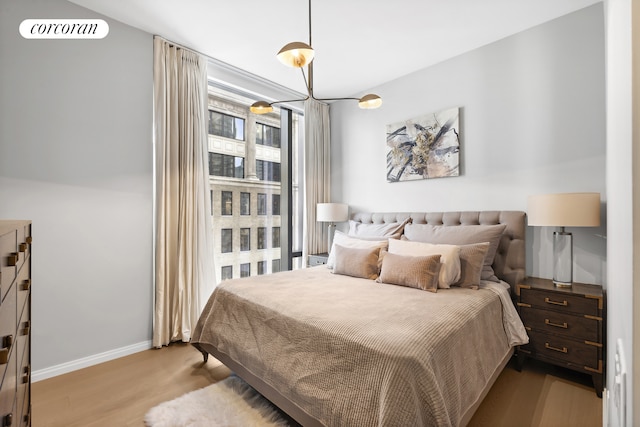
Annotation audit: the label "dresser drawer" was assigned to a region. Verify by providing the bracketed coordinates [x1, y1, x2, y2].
[0, 343, 16, 424]
[520, 287, 599, 316]
[0, 230, 17, 302]
[16, 263, 30, 324]
[522, 330, 600, 371]
[520, 306, 600, 342]
[0, 283, 17, 384]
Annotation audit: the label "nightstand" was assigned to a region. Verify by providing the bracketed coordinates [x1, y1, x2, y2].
[308, 253, 329, 267]
[516, 277, 605, 397]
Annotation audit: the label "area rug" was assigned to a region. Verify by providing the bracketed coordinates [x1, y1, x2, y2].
[144, 375, 291, 427]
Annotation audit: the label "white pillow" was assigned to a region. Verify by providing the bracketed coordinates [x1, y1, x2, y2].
[388, 239, 461, 288]
[327, 230, 388, 269]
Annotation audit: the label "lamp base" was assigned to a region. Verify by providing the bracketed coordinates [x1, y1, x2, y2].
[327, 223, 336, 252]
[553, 280, 573, 288]
[552, 229, 573, 287]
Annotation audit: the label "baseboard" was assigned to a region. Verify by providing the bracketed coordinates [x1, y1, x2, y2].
[32, 340, 153, 382]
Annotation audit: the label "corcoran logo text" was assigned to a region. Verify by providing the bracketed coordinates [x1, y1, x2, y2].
[19, 19, 109, 39]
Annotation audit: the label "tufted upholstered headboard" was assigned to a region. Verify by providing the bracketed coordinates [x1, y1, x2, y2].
[350, 211, 526, 294]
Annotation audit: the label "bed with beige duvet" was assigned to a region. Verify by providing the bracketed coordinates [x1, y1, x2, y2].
[192, 211, 529, 426]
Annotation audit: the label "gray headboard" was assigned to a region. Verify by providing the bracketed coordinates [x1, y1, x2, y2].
[350, 211, 526, 293]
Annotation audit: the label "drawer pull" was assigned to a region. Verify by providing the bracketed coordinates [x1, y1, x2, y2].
[545, 342, 568, 353]
[20, 279, 31, 292]
[2, 413, 12, 427]
[7, 253, 18, 267]
[0, 335, 14, 364]
[544, 297, 568, 306]
[22, 365, 30, 384]
[18, 243, 27, 253]
[25, 236, 32, 244]
[20, 321, 30, 336]
[545, 319, 568, 329]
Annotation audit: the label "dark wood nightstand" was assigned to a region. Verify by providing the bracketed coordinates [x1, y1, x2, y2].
[516, 276, 605, 397]
[307, 253, 329, 267]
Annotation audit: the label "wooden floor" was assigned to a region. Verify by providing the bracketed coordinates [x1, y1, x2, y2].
[32, 343, 602, 427]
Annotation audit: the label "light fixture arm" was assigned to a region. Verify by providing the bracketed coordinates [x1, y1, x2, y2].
[249, 0, 382, 115]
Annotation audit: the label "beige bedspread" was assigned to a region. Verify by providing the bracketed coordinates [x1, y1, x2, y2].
[192, 266, 527, 427]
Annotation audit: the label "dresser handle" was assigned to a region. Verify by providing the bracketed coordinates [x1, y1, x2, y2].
[2, 413, 12, 427]
[25, 236, 32, 244]
[545, 319, 568, 329]
[22, 365, 30, 384]
[0, 335, 13, 364]
[544, 297, 568, 306]
[18, 243, 27, 253]
[20, 279, 30, 292]
[7, 253, 18, 267]
[20, 321, 30, 336]
[545, 342, 568, 353]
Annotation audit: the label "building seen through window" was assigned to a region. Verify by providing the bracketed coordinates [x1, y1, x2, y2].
[207, 83, 303, 281]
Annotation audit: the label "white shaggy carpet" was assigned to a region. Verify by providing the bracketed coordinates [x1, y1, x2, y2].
[144, 375, 290, 427]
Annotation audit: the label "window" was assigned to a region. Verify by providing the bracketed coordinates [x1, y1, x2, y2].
[257, 260, 266, 275]
[272, 259, 281, 273]
[256, 160, 281, 182]
[209, 152, 244, 178]
[272, 227, 280, 248]
[257, 193, 267, 215]
[221, 229, 232, 253]
[240, 263, 250, 277]
[240, 192, 250, 215]
[256, 123, 281, 148]
[257, 227, 266, 249]
[221, 266, 233, 280]
[221, 191, 232, 216]
[208, 110, 245, 141]
[240, 228, 250, 251]
[207, 82, 304, 279]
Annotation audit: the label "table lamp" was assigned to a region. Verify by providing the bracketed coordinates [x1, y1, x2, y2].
[316, 203, 349, 252]
[527, 192, 600, 287]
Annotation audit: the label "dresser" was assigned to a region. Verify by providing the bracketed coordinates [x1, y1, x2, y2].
[0, 221, 32, 427]
[516, 276, 604, 397]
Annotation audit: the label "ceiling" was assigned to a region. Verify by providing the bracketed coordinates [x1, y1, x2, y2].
[68, 0, 601, 99]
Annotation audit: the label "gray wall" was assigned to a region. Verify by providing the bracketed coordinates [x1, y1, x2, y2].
[0, 0, 153, 376]
[330, 4, 606, 286]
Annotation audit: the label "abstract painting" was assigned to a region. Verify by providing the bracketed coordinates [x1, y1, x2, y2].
[386, 107, 460, 182]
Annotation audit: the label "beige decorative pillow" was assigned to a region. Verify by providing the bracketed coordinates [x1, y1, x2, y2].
[388, 239, 461, 288]
[332, 244, 381, 280]
[455, 242, 490, 289]
[377, 252, 441, 292]
[403, 223, 506, 282]
[327, 231, 388, 269]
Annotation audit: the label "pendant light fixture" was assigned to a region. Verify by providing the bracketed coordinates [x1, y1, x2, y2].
[250, 0, 382, 114]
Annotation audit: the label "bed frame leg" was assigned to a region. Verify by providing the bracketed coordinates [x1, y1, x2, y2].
[192, 343, 209, 363]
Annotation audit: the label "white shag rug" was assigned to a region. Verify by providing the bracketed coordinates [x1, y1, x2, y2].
[144, 375, 291, 427]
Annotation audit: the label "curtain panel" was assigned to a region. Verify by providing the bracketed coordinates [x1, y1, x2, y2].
[304, 99, 331, 258]
[153, 37, 216, 347]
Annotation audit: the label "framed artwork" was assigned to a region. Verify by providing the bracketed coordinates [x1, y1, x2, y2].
[386, 107, 460, 182]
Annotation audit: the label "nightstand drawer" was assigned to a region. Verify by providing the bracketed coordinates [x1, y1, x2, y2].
[520, 288, 599, 316]
[308, 254, 328, 266]
[523, 330, 600, 371]
[520, 306, 600, 342]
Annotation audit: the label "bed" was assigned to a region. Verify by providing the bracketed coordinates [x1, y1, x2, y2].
[192, 211, 529, 427]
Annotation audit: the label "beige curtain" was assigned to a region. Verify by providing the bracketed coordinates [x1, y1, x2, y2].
[304, 99, 331, 258]
[153, 37, 216, 347]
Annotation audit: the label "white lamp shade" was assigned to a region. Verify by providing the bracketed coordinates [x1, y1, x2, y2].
[527, 193, 600, 227]
[317, 203, 349, 222]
